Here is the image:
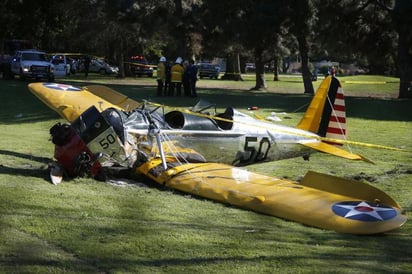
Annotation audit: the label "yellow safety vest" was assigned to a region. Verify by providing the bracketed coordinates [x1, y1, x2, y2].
[171, 64, 183, 82]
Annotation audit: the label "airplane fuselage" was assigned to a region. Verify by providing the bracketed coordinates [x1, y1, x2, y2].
[125, 109, 319, 166]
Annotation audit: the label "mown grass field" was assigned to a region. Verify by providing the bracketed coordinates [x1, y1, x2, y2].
[0, 74, 411, 273]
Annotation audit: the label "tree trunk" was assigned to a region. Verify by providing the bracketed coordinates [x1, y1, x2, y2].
[221, 53, 243, 81]
[297, 34, 314, 94]
[273, 56, 279, 81]
[173, 0, 187, 57]
[252, 48, 267, 90]
[396, 19, 412, 98]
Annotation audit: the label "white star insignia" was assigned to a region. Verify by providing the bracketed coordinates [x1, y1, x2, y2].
[55, 84, 71, 91]
[335, 201, 394, 221]
[45, 83, 79, 91]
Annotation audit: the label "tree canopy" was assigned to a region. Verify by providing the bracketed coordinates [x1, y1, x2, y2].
[1, 0, 411, 97]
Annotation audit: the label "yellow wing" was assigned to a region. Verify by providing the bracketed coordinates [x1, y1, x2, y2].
[28, 82, 121, 122]
[85, 85, 141, 111]
[135, 158, 406, 234]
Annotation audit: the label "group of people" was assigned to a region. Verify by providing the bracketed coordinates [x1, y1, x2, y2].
[156, 56, 198, 97]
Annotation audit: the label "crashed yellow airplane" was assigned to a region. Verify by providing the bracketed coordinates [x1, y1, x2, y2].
[28, 76, 406, 234]
[29, 76, 369, 165]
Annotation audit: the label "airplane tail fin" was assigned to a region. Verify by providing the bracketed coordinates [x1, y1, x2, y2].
[296, 76, 346, 145]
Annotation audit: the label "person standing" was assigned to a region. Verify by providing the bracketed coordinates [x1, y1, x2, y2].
[189, 59, 198, 97]
[156, 56, 166, 96]
[83, 55, 91, 79]
[164, 60, 172, 95]
[182, 60, 191, 96]
[169, 57, 184, 96]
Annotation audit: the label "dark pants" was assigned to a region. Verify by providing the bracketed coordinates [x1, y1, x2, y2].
[191, 80, 197, 97]
[169, 82, 182, 96]
[164, 80, 170, 95]
[183, 79, 191, 96]
[157, 80, 164, 96]
[84, 66, 89, 78]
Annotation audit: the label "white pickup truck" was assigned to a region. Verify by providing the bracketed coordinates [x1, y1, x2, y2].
[11, 50, 55, 81]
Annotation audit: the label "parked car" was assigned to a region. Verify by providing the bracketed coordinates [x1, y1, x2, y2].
[245, 62, 271, 73]
[197, 63, 220, 79]
[81, 59, 119, 75]
[129, 55, 153, 77]
[51, 54, 71, 77]
[10, 50, 54, 81]
[245, 63, 255, 73]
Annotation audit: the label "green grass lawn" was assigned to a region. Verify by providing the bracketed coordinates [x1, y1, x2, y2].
[0, 75, 411, 273]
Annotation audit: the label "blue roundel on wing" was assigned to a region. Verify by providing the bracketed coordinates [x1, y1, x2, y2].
[332, 201, 397, 222]
[43, 83, 82, 91]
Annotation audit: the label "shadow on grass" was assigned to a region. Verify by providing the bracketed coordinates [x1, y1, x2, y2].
[2, 203, 409, 272]
[0, 149, 51, 180]
[6, 216, 410, 273]
[0, 80, 59, 124]
[0, 149, 50, 163]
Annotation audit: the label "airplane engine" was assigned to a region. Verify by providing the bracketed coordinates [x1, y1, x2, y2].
[50, 122, 101, 178]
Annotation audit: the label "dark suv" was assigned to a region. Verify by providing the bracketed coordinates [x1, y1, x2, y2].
[197, 63, 220, 79]
[128, 55, 153, 77]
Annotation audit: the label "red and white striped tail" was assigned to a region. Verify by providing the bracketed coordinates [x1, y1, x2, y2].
[326, 86, 346, 144]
